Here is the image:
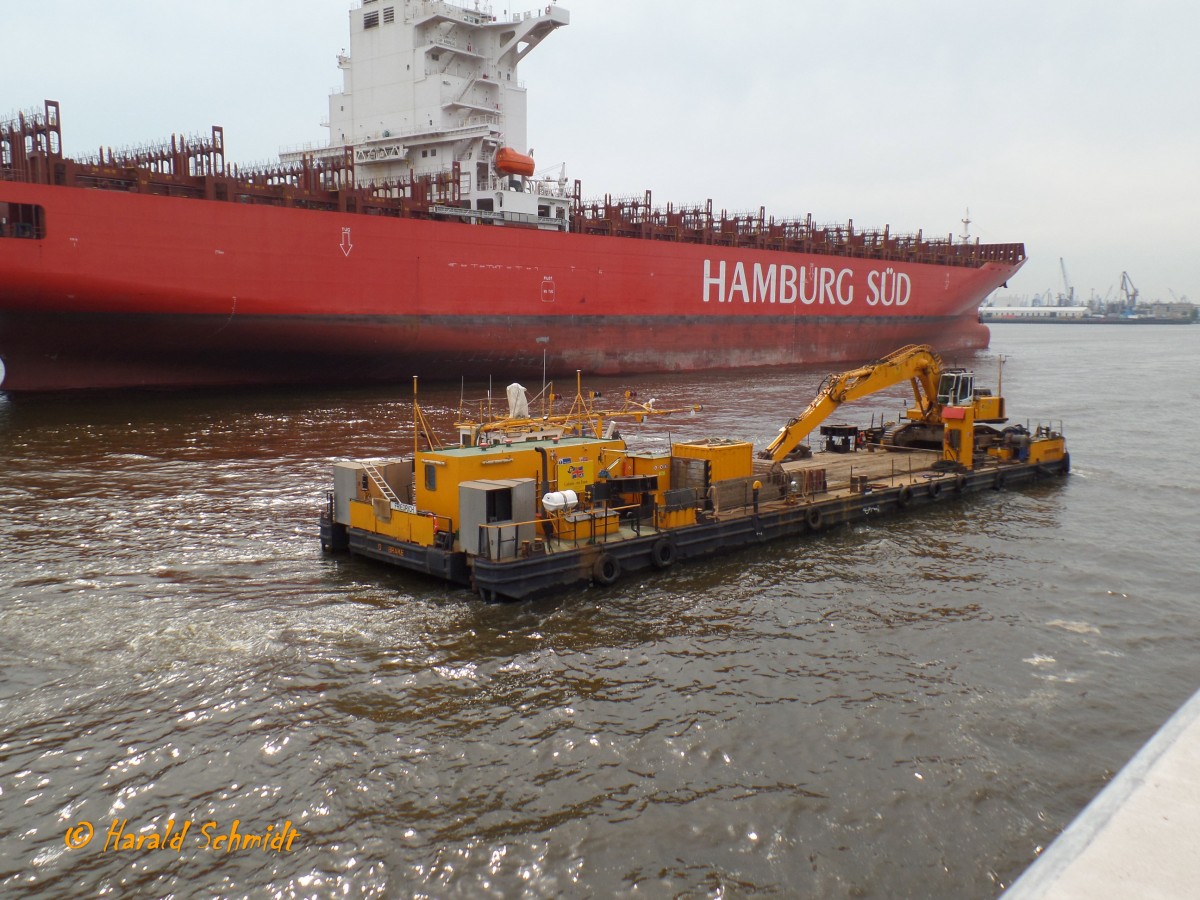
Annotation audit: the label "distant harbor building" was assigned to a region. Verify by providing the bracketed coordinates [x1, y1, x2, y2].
[980, 300, 1196, 324]
[980, 306, 1090, 321]
[1143, 300, 1198, 320]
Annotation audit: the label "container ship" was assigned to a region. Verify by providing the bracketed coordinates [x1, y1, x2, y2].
[0, 1, 1026, 393]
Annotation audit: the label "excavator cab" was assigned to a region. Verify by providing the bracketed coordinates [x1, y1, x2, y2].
[936, 370, 975, 407]
[936, 368, 1007, 423]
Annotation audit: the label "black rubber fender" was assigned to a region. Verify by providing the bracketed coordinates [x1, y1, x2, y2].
[593, 553, 621, 586]
[897, 484, 912, 508]
[1061, 451, 1071, 475]
[650, 538, 677, 569]
[954, 474, 967, 493]
[806, 506, 824, 530]
[928, 479, 942, 500]
[993, 471, 1007, 491]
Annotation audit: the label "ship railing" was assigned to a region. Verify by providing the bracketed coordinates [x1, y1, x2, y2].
[352, 117, 502, 147]
[511, 6, 549, 23]
[477, 498, 651, 559]
[415, 0, 498, 26]
[482, 175, 570, 198]
[279, 139, 329, 159]
[76, 128, 226, 179]
[571, 197, 1026, 266]
[529, 180, 571, 199]
[444, 65, 521, 89]
[284, 117, 499, 164]
[0, 104, 54, 135]
[14, 99, 1023, 261]
[431, 203, 568, 231]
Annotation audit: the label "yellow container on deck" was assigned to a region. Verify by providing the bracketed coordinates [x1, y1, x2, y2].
[656, 506, 697, 530]
[414, 435, 622, 531]
[624, 451, 671, 481]
[620, 450, 672, 504]
[672, 439, 753, 483]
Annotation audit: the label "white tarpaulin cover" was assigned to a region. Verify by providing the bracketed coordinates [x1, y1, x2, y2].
[506, 382, 529, 418]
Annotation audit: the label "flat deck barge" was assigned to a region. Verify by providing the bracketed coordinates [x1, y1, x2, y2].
[322, 444, 1067, 601]
[319, 345, 1070, 601]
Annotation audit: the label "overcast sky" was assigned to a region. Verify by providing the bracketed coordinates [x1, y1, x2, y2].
[7, 0, 1197, 306]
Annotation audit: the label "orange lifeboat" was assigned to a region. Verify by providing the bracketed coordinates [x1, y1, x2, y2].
[495, 147, 535, 177]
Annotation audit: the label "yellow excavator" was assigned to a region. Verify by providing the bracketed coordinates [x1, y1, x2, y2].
[759, 344, 1010, 469]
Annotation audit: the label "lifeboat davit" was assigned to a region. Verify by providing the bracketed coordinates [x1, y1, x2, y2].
[495, 147, 536, 177]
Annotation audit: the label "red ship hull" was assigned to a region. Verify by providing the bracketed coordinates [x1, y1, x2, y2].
[0, 180, 1018, 392]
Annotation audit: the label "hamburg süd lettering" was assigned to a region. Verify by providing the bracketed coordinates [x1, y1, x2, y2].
[702, 259, 911, 307]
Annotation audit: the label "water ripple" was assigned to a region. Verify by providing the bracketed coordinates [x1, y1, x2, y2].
[3, 329, 1200, 897]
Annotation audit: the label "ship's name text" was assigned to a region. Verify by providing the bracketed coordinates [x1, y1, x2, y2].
[702, 260, 911, 307]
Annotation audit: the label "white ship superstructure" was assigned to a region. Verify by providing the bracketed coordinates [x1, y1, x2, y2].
[288, 0, 572, 225]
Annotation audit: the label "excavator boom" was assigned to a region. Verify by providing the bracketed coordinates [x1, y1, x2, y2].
[761, 345, 943, 462]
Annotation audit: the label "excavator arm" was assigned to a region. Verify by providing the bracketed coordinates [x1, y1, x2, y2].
[760, 344, 944, 462]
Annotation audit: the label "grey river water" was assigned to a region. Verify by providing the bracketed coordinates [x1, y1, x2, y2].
[1, 325, 1198, 897]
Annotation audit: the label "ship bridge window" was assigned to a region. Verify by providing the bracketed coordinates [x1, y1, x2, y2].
[0, 202, 45, 240]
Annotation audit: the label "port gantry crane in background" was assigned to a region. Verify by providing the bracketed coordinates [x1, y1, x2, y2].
[759, 344, 1011, 470]
[1058, 258, 1076, 306]
[1118, 271, 1140, 313]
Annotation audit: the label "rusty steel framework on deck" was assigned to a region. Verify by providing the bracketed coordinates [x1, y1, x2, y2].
[2, 101, 1025, 267]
